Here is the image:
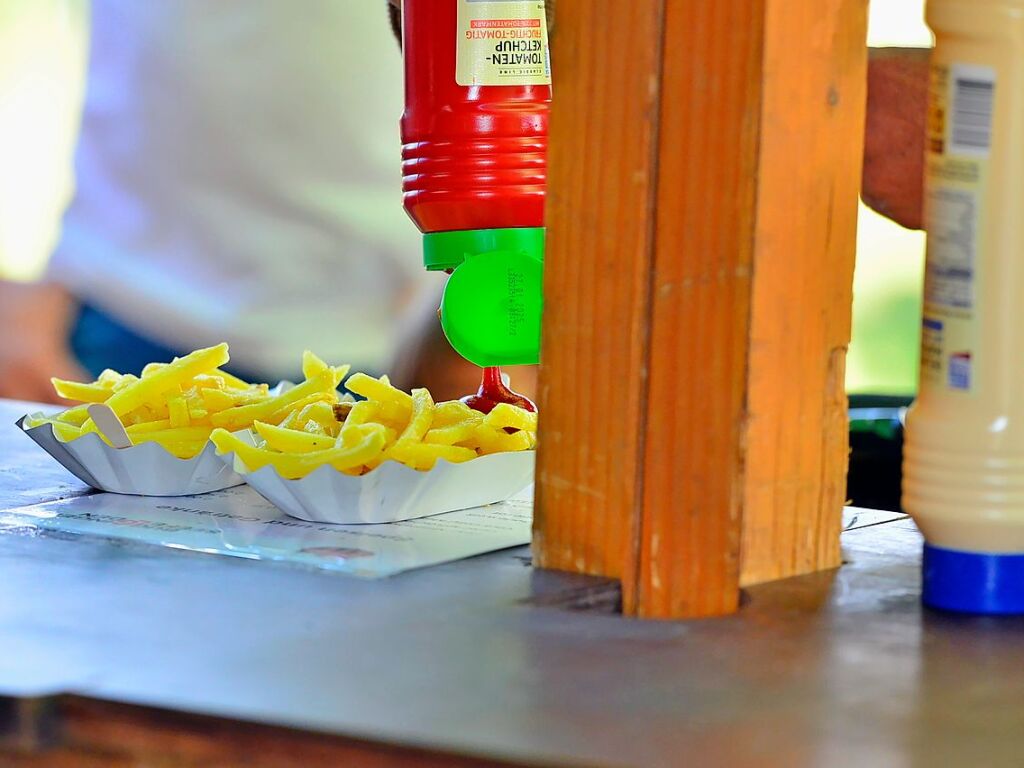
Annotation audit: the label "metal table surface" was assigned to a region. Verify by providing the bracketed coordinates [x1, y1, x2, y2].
[1, 398, 1022, 767]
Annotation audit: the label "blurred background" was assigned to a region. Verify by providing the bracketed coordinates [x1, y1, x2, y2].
[0, 0, 87, 282]
[0, 0, 930, 398]
[853, 0, 931, 398]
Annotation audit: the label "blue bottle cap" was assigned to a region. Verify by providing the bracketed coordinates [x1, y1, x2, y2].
[922, 544, 1024, 614]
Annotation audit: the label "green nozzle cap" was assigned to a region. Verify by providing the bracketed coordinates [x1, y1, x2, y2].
[424, 227, 544, 367]
[423, 227, 545, 272]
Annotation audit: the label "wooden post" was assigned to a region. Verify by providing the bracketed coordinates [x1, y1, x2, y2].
[534, 0, 867, 618]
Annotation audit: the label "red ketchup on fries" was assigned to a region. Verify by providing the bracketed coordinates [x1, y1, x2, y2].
[461, 367, 536, 417]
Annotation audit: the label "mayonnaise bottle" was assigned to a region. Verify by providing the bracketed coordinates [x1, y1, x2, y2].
[903, 0, 1024, 613]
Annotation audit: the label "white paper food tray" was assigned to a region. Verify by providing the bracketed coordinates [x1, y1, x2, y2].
[217, 431, 535, 525]
[16, 414, 244, 496]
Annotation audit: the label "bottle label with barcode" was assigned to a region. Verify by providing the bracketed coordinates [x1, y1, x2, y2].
[921, 62, 995, 395]
[948, 64, 996, 157]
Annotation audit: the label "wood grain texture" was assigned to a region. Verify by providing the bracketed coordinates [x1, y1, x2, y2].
[637, 0, 765, 617]
[533, 0, 664, 593]
[739, 0, 867, 586]
[2, 698, 512, 768]
[535, 0, 867, 615]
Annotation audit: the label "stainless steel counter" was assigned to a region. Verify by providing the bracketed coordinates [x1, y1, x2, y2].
[2, 398, 1021, 767]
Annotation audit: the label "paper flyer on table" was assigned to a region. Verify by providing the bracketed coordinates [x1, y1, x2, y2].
[0, 485, 533, 578]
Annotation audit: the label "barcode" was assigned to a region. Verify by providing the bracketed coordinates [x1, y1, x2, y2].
[950, 76, 994, 153]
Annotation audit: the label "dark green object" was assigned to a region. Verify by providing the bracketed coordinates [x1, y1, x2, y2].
[847, 395, 911, 513]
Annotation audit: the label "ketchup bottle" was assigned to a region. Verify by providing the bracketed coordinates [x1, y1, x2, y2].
[400, 0, 551, 368]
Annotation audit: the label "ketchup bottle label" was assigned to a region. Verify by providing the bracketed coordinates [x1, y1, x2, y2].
[456, 1, 551, 87]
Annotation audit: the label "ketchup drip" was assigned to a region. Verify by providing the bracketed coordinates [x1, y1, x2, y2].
[461, 366, 537, 415]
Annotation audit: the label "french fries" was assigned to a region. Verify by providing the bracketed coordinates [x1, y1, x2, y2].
[29, 343, 538, 474]
[211, 369, 537, 478]
[28, 344, 343, 459]
[211, 423, 389, 480]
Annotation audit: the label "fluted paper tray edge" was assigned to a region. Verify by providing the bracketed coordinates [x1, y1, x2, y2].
[217, 431, 535, 525]
[16, 414, 244, 496]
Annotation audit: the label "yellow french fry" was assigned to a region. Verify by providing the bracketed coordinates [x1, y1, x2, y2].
[168, 395, 190, 428]
[142, 362, 247, 388]
[100, 343, 229, 419]
[301, 350, 334, 380]
[151, 401, 172, 420]
[37, 419, 83, 442]
[293, 401, 338, 433]
[265, 391, 338, 426]
[275, 395, 339, 431]
[325, 424, 389, 472]
[211, 368, 254, 391]
[125, 419, 172, 434]
[395, 388, 434, 444]
[53, 405, 90, 426]
[211, 428, 288, 470]
[124, 402, 170, 426]
[138, 440, 209, 459]
[183, 388, 208, 419]
[133, 427, 212, 443]
[360, 434, 398, 472]
[345, 373, 413, 413]
[254, 421, 335, 453]
[189, 374, 225, 390]
[111, 374, 140, 391]
[133, 427, 214, 459]
[467, 425, 535, 455]
[200, 389, 234, 411]
[381, 410, 414, 433]
[343, 423, 395, 449]
[211, 366, 342, 430]
[341, 400, 379, 430]
[483, 402, 538, 433]
[211, 424, 386, 479]
[387, 442, 476, 471]
[193, 366, 535, 472]
[424, 415, 483, 446]
[277, 408, 304, 431]
[96, 369, 124, 388]
[161, 441, 209, 459]
[50, 378, 112, 404]
[340, 401, 398, 448]
[302, 419, 328, 436]
[200, 387, 266, 412]
[432, 400, 479, 428]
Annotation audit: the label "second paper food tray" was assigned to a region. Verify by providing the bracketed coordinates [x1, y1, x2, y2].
[217, 431, 535, 525]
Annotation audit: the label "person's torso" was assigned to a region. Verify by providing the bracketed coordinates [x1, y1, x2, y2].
[51, 0, 422, 379]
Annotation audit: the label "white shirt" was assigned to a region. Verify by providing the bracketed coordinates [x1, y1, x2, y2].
[49, 0, 423, 379]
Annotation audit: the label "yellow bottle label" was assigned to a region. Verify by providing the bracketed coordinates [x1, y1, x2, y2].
[455, 0, 550, 87]
[922, 62, 995, 394]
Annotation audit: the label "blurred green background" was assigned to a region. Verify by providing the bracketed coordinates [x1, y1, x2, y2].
[851, 1, 931, 397]
[0, 0, 930, 397]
